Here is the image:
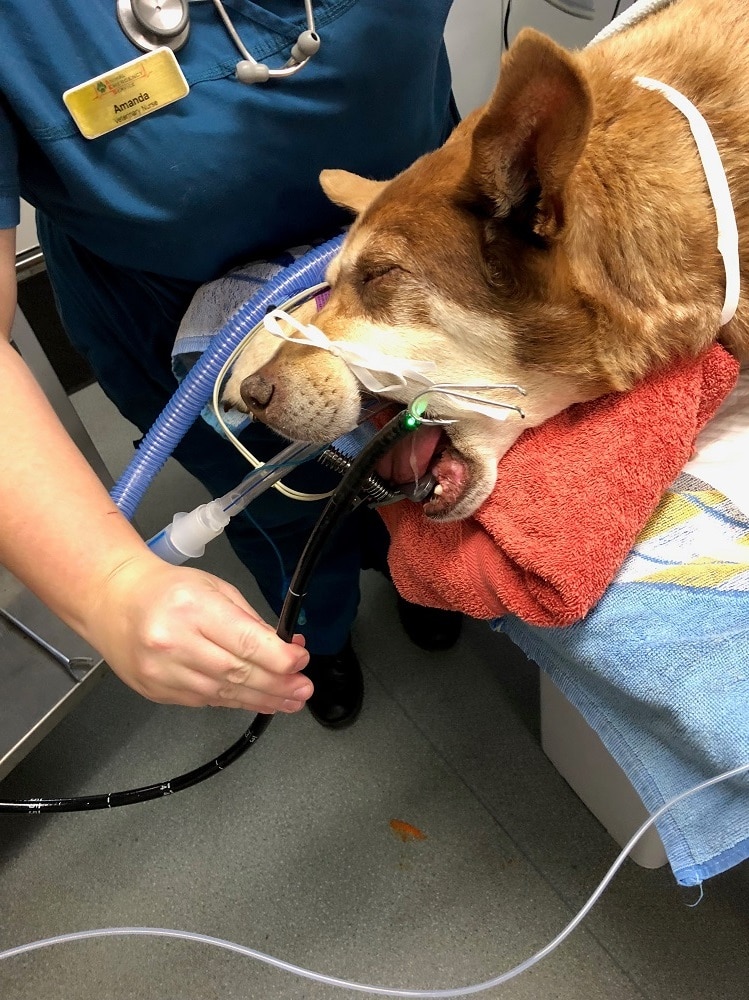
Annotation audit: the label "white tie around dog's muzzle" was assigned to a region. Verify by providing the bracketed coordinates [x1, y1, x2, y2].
[262, 308, 437, 394]
[262, 309, 526, 422]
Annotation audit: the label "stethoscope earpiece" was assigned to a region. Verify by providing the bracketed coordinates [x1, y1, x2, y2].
[235, 29, 321, 84]
[118, 0, 319, 83]
[290, 29, 321, 63]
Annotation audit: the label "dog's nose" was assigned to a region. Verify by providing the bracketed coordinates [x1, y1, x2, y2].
[240, 373, 275, 411]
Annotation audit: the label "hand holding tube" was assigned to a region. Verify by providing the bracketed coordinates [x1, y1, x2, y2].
[0, 313, 310, 717]
[85, 553, 311, 713]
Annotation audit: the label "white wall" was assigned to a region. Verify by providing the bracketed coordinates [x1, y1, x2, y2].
[17, 200, 38, 253]
[505, 0, 634, 50]
[444, 0, 636, 116]
[444, 0, 507, 118]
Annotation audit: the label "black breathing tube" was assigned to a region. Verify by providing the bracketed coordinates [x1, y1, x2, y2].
[0, 411, 419, 815]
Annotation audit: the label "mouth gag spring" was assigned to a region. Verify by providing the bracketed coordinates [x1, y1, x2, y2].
[316, 382, 527, 507]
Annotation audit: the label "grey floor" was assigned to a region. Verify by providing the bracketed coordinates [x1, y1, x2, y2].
[1, 384, 748, 1000]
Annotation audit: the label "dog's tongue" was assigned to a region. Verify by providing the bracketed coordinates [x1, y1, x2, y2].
[376, 424, 444, 484]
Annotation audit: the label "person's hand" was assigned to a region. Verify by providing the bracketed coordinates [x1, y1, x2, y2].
[84, 553, 312, 713]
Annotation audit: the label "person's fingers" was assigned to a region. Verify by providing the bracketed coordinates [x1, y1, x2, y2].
[134, 656, 311, 713]
[92, 560, 314, 712]
[177, 632, 313, 700]
[197, 592, 310, 676]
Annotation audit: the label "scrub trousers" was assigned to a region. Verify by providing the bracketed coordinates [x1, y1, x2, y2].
[38, 215, 391, 655]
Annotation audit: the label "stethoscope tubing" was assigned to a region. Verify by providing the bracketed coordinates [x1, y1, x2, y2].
[117, 0, 320, 82]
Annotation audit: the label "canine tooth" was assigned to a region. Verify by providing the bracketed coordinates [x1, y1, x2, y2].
[433, 484, 444, 496]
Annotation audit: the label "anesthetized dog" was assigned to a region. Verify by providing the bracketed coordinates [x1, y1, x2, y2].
[224, 0, 749, 521]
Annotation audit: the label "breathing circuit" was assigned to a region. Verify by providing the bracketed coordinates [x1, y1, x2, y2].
[147, 411, 436, 565]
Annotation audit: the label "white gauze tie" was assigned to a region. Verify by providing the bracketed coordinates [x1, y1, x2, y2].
[262, 309, 520, 422]
[635, 76, 740, 326]
[262, 308, 437, 393]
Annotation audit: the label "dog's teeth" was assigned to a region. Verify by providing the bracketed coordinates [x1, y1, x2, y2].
[433, 484, 444, 496]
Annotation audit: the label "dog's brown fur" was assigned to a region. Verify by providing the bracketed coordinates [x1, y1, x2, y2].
[225, 0, 749, 520]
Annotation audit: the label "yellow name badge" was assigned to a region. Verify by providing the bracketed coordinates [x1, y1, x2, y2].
[63, 47, 189, 140]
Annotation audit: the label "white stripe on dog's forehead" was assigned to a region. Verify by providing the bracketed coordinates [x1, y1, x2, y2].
[325, 226, 366, 284]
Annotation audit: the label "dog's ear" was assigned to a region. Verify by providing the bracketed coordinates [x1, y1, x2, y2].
[466, 28, 593, 240]
[319, 169, 388, 215]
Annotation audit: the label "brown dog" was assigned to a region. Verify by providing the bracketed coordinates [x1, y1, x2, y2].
[225, 0, 749, 521]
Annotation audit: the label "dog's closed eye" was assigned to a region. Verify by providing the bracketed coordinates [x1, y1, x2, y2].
[360, 264, 405, 286]
[352, 258, 426, 324]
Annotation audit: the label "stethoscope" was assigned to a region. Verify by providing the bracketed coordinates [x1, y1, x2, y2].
[116, 0, 320, 83]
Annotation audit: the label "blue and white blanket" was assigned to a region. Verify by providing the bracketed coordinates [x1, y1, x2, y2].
[495, 0, 749, 889]
[172, 246, 314, 434]
[498, 442, 749, 885]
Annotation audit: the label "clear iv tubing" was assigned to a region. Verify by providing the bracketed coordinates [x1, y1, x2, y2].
[218, 440, 323, 514]
[109, 235, 344, 521]
[2, 762, 747, 994]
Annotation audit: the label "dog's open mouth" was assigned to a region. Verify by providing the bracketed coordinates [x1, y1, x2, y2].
[376, 423, 472, 517]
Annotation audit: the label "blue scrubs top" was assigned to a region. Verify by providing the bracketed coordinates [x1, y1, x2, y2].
[0, 0, 458, 652]
[0, 0, 455, 281]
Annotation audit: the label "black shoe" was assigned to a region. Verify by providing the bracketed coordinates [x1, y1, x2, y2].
[303, 638, 363, 729]
[396, 595, 463, 652]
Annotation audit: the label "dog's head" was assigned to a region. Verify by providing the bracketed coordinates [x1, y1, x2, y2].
[224, 28, 719, 520]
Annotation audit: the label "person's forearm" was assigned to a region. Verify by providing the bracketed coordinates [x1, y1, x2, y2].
[0, 234, 310, 713]
[0, 339, 159, 640]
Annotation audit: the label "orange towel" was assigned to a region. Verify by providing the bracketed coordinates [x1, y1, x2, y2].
[379, 344, 739, 627]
